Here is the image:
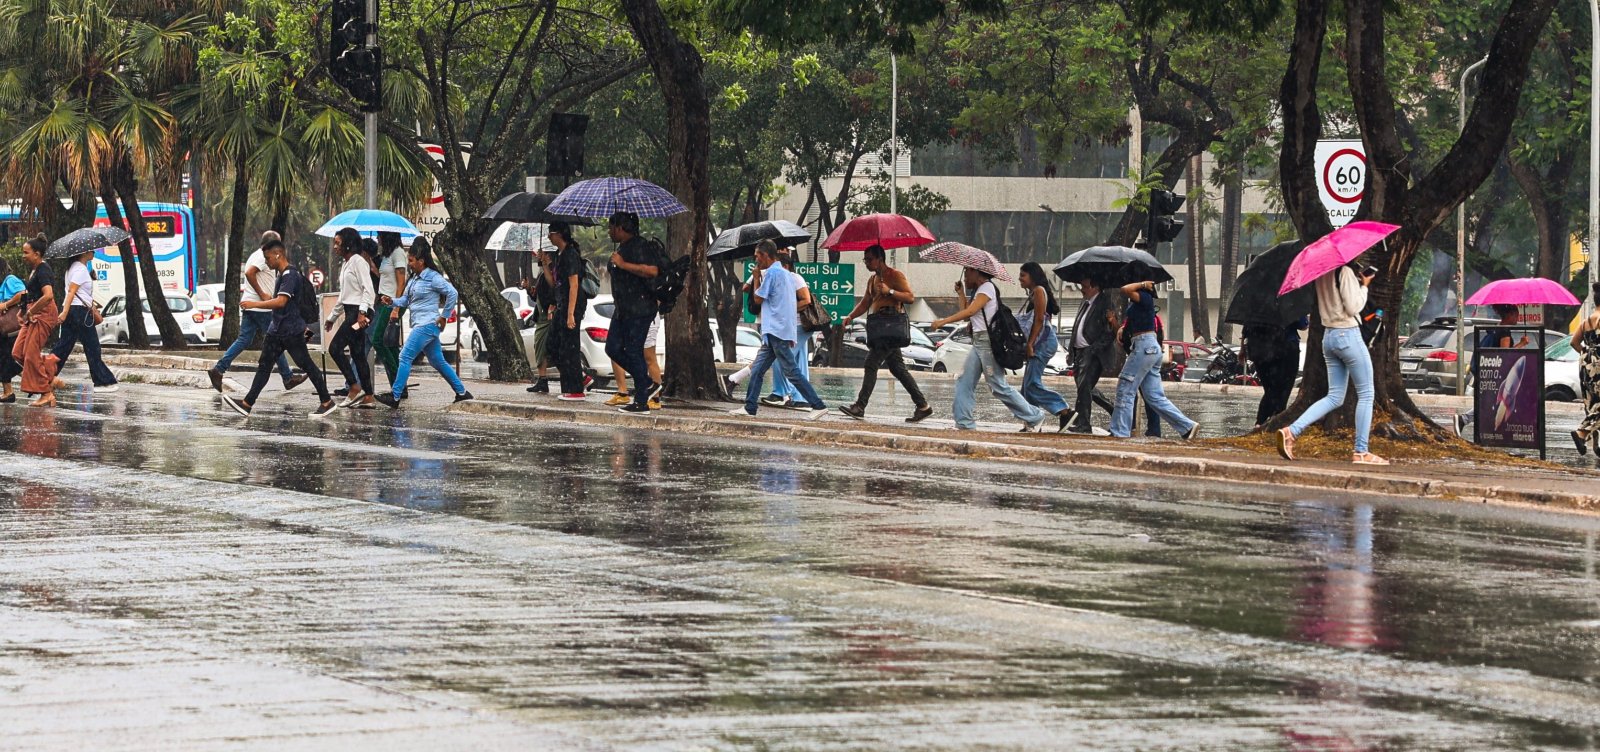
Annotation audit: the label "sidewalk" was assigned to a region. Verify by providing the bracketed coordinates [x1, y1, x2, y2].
[103, 351, 1600, 514]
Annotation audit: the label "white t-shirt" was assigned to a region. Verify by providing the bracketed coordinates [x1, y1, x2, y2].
[240, 249, 278, 304]
[968, 281, 1000, 334]
[790, 270, 808, 291]
[65, 261, 93, 307]
[377, 247, 408, 298]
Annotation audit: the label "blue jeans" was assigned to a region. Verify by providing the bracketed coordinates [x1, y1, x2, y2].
[1111, 332, 1195, 438]
[771, 336, 811, 400]
[215, 309, 293, 384]
[605, 314, 654, 407]
[954, 332, 1046, 430]
[393, 322, 466, 397]
[1020, 326, 1069, 415]
[50, 306, 117, 386]
[745, 334, 824, 413]
[1290, 326, 1374, 453]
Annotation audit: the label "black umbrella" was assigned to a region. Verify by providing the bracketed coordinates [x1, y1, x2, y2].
[1224, 240, 1314, 327]
[707, 220, 810, 262]
[1054, 245, 1172, 287]
[46, 226, 130, 260]
[481, 191, 597, 225]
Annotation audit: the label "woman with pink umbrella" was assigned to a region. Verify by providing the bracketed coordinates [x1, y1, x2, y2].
[1277, 222, 1398, 466]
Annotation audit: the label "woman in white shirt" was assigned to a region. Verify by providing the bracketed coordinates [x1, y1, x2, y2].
[46, 248, 118, 395]
[1279, 263, 1385, 465]
[929, 266, 1047, 431]
[327, 227, 376, 407]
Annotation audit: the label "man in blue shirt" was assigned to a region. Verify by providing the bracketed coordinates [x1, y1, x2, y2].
[220, 239, 337, 419]
[731, 240, 827, 418]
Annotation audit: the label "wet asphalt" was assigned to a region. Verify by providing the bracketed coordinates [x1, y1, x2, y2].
[1, 372, 1599, 749]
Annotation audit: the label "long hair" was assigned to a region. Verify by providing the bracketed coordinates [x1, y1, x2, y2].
[0, 255, 9, 279]
[377, 231, 402, 254]
[408, 237, 438, 271]
[549, 222, 580, 253]
[1020, 261, 1059, 317]
[335, 227, 363, 257]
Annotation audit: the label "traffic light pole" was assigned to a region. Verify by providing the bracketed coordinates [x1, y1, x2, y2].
[363, 0, 377, 209]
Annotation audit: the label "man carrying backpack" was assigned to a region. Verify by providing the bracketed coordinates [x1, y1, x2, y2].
[605, 211, 663, 413]
[221, 238, 337, 419]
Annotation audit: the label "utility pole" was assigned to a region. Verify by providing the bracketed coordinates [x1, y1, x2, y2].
[1456, 55, 1488, 396]
[364, 0, 377, 208]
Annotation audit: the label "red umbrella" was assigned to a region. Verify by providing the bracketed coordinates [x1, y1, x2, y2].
[820, 213, 935, 251]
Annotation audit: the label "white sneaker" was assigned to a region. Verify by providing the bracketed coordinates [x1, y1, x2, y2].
[94, 384, 119, 393]
[728, 406, 754, 416]
[1021, 415, 1046, 432]
[807, 407, 829, 421]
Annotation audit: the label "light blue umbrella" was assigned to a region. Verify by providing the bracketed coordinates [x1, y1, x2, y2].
[546, 177, 688, 219]
[314, 209, 421, 240]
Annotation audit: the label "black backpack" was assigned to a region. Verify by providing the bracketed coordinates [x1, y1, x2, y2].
[979, 294, 1029, 370]
[291, 268, 319, 331]
[643, 237, 691, 314]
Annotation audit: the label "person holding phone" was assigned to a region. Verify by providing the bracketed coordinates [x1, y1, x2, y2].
[1279, 262, 1386, 465]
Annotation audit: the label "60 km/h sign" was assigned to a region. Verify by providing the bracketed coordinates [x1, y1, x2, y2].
[1314, 140, 1367, 229]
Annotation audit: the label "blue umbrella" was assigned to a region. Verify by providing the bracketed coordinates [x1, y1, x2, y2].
[546, 177, 687, 219]
[314, 209, 421, 240]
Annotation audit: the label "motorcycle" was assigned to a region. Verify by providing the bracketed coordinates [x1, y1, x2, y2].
[1199, 341, 1259, 386]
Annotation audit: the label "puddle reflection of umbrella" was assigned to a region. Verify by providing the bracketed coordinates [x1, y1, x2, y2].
[46, 226, 129, 259]
[821, 213, 935, 251]
[708, 220, 810, 262]
[1464, 277, 1580, 306]
[481, 191, 596, 225]
[1053, 245, 1172, 287]
[1225, 240, 1314, 327]
[1277, 221, 1400, 296]
[546, 177, 687, 218]
[919, 242, 1013, 283]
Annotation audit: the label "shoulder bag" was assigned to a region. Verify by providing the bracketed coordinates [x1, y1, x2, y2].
[0, 305, 19, 336]
[865, 309, 910, 349]
[799, 296, 831, 333]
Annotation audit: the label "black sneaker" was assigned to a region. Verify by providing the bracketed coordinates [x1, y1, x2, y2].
[527, 379, 550, 393]
[618, 402, 651, 414]
[760, 394, 787, 406]
[332, 386, 350, 397]
[906, 405, 933, 423]
[839, 403, 866, 420]
[453, 390, 474, 403]
[374, 392, 403, 409]
[1573, 430, 1588, 456]
[646, 381, 665, 404]
[1057, 409, 1076, 433]
[309, 401, 338, 419]
[207, 368, 224, 393]
[284, 373, 309, 392]
[220, 394, 252, 417]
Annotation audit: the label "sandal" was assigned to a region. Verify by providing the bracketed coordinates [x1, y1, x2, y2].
[1277, 427, 1295, 461]
[1352, 452, 1389, 466]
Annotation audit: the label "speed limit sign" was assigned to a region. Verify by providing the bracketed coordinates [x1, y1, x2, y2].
[1315, 140, 1366, 228]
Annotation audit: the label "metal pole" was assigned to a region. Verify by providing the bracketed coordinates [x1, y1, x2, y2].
[363, 0, 378, 209]
[1589, 0, 1599, 318]
[889, 52, 899, 268]
[1456, 55, 1489, 396]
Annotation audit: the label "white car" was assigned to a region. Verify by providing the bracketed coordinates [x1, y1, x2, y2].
[194, 283, 227, 342]
[709, 319, 761, 364]
[931, 327, 1068, 376]
[1545, 335, 1581, 402]
[97, 294, 208, 346]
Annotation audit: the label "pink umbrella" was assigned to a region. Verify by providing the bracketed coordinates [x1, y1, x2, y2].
[920, 242, 1014, 283]
[1277, 221, 1401, 296]
[821, 213, 936, 251]
[1464, 277, 1580, 306]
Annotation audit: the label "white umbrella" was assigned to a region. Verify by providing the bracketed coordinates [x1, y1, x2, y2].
[486, 222, 556, 253]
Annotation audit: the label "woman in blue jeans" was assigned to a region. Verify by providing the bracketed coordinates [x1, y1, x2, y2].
[1109, 279, 1197, 439]
[1016, 262, 1074, 432]
[374, 239, 473, 408]
[929, 266, 1047, 432]
[1279, 264, 1386, 465]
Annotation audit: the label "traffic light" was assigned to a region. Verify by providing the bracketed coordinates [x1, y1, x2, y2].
[328, 0, 364, 86]
[1146, 188, 1185, 247]
[344, 45, 383, 112]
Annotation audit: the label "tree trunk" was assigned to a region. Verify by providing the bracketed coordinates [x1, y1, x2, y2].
[99, 185, 148, 348]
[436, 222, 531, 381]
[1507, 151, 1576, 327]
[114, 163, 186, 350]
[620, 0, 722, 400]
[222, 154, 251, 346]
[1186, 154, 1210, 341]
[1215, 168, 1242, 343]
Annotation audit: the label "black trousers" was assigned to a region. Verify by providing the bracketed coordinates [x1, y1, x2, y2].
[854, 341, 926, 408]
[1255, 357, 1297, 426]
[0, 333, 17, 383]
[328, 304, 373, 396]
[551, 318, 586, 394]
[246, 333, 330, 405]
[1070, 347, 1115, 430]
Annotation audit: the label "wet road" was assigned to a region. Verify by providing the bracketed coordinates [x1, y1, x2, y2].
[2, 379, 1600, 749]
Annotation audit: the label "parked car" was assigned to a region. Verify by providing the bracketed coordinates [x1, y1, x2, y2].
[921, 323, 959, 346]
[931, 327, 997, 375]
[97, 294, 209, 345]
[709, 320, 762, 364]
[467, 287, 539, 363]
[1543, 334, 1581, 402]
[194, 283, 227, 342]
[1400, 316, 1566, 393]
[817, 321, 935, 371]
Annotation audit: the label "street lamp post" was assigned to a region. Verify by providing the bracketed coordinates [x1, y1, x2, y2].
[889, 52, 899, 268]
[1456, 54, 1489, 396]
[1589, 0, 1599, 317]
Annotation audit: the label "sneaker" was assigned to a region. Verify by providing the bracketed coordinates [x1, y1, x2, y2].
[1455, 413, 1470, 437]
[331, 386, 350, 397]
[605, 392, 632, 407]
[618, 402, 651, 414]
[374, 392, 402, 409]
[453, 391, 474, 403]
[646, 381, 665, 404]
[528, 379, 550, 394]
[1182, 423, 1201, 441]
[839, 403, 866, 420]
[761, 394, 787, 406]
[220, 394, 251, 417]
[1057, 409, 1075, 433]
[1022, 415, 1046, 433]
[647, 398, 662, 410]
[207, 368, 224, 393]
[582, 374, 595, 391]
[310, 401, 338, 419]
[806, 407, 830, 421]
[285, 374, 309, 392]
[558, 393, 586, 401]
[728, 406, 755, 417]
[94, 384, 118, 393]
[906, 405, 933, 423]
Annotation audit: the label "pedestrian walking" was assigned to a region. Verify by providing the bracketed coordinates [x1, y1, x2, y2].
[1278, 264, 1385, 465]
[11, 236, 59, 406]
[730, 240, 827, 418]
[606, 316, 664, 408]
[46, 248, 117, 393]
[1569, 282, 1600, 455]
[209, 231, 305, 394]
[1110, 279, 1198, 439]
[545, 222, 590, 401]
[1015, 262, 1074, 431]
[327, 227, 376, 408]
[837, 244, 931, 422]
[1064, 277, 1119, 433]
[524, 256, 556, 394]
[604, 211, 663, 413]
[0, 256, 28, 403]
[1245, 315, 1307, 429]
[369, 231, 408, 389]
[762, 253, 814, 409]
[931, 267, 1047, 432]
[219, 239, 338, 419]
[374, 238, 474, 407]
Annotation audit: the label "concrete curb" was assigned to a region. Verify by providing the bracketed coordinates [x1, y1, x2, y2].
[448, 398, 1600, 513]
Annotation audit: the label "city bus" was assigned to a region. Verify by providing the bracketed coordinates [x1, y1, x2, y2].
[0, 201, 199, 305]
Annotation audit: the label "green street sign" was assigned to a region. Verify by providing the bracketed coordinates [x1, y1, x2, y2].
[742, 261, 857, 324]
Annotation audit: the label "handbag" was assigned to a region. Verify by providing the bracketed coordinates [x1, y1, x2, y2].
[382, 312, 403, 348]
[865, 309, 910, 349]
[0, 305, 19, 336]
[799, 297, 830, 333]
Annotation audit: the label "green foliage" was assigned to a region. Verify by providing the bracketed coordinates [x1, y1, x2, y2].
[708, 0, 1003, 53]
[846, 176, 951, 222]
